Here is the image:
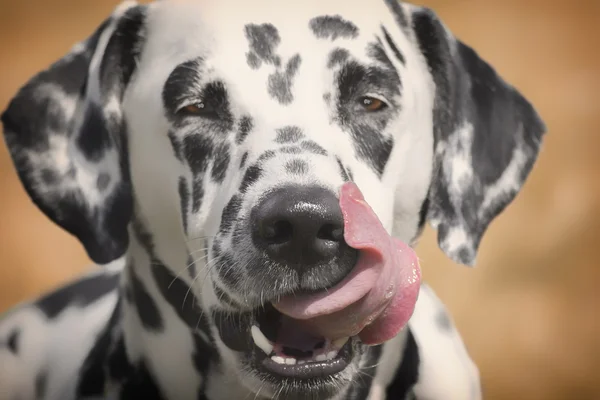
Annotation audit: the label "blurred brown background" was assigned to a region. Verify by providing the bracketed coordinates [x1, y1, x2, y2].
[0, 0, 599, 399]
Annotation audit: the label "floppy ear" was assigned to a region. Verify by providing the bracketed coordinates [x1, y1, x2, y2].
[404, 4, 546, 266]
[1, 2, 147, 264]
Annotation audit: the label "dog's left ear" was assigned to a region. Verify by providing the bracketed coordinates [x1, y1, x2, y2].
[402, 4, 547, 266]
[1, 2, 147, 264]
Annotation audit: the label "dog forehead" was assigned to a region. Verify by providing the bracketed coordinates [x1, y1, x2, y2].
[136, 0, 407, 120]
[143, 0, 399, 68]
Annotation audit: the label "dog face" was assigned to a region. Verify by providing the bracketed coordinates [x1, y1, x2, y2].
[2, 0, 545, 398]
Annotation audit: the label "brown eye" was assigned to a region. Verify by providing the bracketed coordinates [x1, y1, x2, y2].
[360, 96, 387, 112]
[182, 102, 205, 114]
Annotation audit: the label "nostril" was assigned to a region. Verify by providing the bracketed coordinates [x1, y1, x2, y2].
[316, 223, 344, 242]
[263, 220, 294, 244]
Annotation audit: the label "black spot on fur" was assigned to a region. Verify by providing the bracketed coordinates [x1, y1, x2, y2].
[192, 331, 215, 384]
[131, 215, 156, 254]
[275, 126, 304, 143]
[183, 135, 212, 213]
[381, 26, 405, 64]
[257, 150, 276, 163]
[267, 54, 302, 105]
[457, 246, 474, 265]
[368, 40, 397, 71]
[244, 24, 281, 69]
[77, 302, 121, 397]
[36, 273, 119, 319]
[178, 177, 189, 234]
[211, 143, 230, 183]
[347, 123, 394, 177]
[384, 0, 408, 28]
[285, 159, 309, 175]
[219, 195, 242, 234]
[107, 336, 131, 382]
[99, 6, 146, 100]
[240, 152, 249, 169]
[40, 168, 59, 185]
[246, 52, 261, 69]
[336, 157, 350, 181]
[106, 340, 165, 400]
[130, 266, 164, 331]
[191, 178, 205, 214]
[346, 167, 354, 181]
[310, 15, 359, 40]
[97, 172, 111, 192]
[436, 308, 453, 331]
[279, 146, 302, 154]
[327, 48, 350, 68]
[236, 116, 253, 144]
[76, 104, 113, 162]
[151, 261, 211, 339]
[6, 329, 19, 354]
[119, 360, 166, 400]
[183, 135, 213, 176]
[35, 370, 48, 399]
[239, 165, 263, 193]
[387, 329, 420, 398]
[301, 140, 328, 156]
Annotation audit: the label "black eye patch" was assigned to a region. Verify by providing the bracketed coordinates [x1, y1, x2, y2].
[336, 61, 400, 106]
[162, 60, 234, 131]
[162, 58, 204, 117]
[177, 81, 230, 119]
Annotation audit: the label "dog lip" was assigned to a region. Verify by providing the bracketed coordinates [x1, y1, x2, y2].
[251, 337, 354, 379]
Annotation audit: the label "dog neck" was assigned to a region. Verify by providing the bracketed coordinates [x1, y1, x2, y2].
[106, 214, 250, 400]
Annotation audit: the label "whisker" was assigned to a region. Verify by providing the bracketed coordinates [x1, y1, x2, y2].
[165, 250, 210, 290]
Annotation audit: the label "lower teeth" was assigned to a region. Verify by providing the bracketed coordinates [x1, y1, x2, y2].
[270, 349, 339, 365]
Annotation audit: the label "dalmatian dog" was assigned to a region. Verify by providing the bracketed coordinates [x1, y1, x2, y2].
[0, 0, 545, 399]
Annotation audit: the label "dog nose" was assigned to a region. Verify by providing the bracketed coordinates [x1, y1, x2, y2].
[251, 186, 353, 268]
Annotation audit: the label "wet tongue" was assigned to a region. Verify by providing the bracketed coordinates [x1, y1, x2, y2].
[274, 182, 421, 346]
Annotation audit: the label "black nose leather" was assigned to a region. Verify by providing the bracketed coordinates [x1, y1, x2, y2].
[251, 186, 352, 269]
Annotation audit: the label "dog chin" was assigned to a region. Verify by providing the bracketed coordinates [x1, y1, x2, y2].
[240, 342, 362, 400]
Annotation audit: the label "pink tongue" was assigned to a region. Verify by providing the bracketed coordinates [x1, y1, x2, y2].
[274, 182, 421, 345]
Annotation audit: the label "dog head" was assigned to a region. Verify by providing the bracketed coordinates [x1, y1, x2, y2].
[2, 0, 545, 398]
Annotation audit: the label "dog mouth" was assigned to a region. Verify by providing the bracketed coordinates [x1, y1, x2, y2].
[249, 303, 354, 378]
[213, 182, 422, 386]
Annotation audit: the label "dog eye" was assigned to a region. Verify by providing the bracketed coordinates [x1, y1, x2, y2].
[359, 96, 387, 112]
[183, 102, 206, 114]
[178, 101, 219, 118]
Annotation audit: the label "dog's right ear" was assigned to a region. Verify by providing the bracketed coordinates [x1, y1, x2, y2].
[1, 2, 147, 264]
